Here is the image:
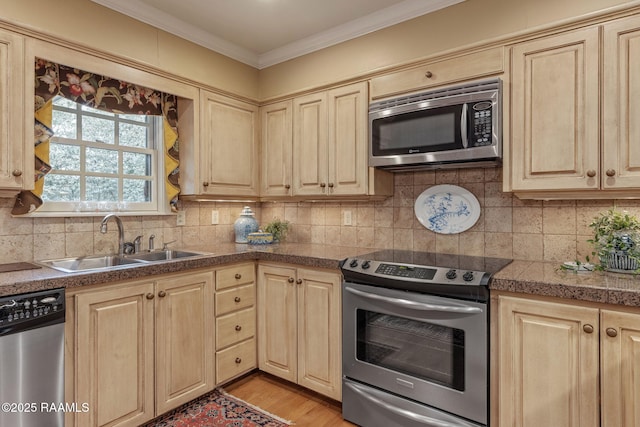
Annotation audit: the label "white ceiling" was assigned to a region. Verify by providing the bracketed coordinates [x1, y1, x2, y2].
[91, 0, 464, 69]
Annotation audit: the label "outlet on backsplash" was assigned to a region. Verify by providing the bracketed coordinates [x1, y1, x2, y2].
[343, 210, 352, 226]
[211, 210, 219, 225]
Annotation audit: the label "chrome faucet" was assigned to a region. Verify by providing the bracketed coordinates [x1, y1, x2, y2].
[100, 214, 127, 256]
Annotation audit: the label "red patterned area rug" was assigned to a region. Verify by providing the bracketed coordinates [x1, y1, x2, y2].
[142, 388, 292, 427]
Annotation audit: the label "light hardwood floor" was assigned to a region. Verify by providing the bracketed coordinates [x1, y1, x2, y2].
[224, 372, 357, 426]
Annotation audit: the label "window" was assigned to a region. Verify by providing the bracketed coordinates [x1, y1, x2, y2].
[39, 96, 165, 214]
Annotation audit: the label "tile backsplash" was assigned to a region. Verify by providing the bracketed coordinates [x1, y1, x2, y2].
[1, 167, 638, 265]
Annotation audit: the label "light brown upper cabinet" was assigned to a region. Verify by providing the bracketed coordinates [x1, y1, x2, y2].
[507, 15, 640, 198]
[0, 29, 28, 194]
[261, 82, 392, 200]
[199, 90, 260, 198]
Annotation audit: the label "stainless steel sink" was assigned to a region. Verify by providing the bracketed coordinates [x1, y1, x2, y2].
[128, 250, 207, 262]
[38, 250, 210, 273]
[39, 255, 144, 273]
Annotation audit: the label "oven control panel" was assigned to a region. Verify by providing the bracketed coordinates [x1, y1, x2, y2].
[342, 258, 488, 287]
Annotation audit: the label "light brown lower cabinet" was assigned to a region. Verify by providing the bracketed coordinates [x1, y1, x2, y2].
[495, 293, 640, 427]
[257, 263, 342, 400]
[68, 270, 215, 427]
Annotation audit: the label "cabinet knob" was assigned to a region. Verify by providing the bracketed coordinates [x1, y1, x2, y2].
[146, 293, 155, 300]
[606, 327, 618, 338]
[235, 273, 242, 279]
[583, 324, 594, 334]
[235, 357, 242, 364]
[320, 183, 326, 188]
[296, 278, 303, 285]
[202, 181, 209, 187]
[606, 169, 616, 177]
[235, 325, 242, 331]
[586, 170, 596, 178]
[288, 277, 295, 283]
[328, 183, 334, 188]
[285, 184, 291, 189]
[425, 71, 433, 78]
[158, 290, 167, 298]
[11, 170, 22, 177]
[234, 296, 241, 303]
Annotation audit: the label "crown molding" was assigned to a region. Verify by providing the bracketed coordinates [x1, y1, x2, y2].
[92, 0, 464, 69]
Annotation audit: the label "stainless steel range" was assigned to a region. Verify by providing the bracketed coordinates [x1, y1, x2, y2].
[341, 251, 511, 427]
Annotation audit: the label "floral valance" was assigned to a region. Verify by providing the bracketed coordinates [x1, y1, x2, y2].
[13, 58, 180, 214]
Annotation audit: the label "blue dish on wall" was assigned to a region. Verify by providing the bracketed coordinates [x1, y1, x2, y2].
[414, 185, 481, 234]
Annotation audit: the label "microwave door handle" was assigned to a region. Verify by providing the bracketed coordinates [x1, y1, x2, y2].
[345, 287, 482, 314]
[461, 103, 469, 148]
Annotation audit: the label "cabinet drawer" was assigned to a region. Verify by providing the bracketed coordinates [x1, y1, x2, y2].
[216, 263, 255, 290]
[370, 46, 504, 99]
[216, 307, 256, 349]
[216, 283, 255, 315]
[216, 338, 257, 384]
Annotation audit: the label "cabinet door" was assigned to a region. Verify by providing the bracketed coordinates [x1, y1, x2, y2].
[257, 264, 297, 381]
[603, 15, 640, 189]
[327, 82, 368, 196]
[260, 100, 293, 197]
[292, 92, 328, 196]
[75, 281, 155, 427]
[497, 296, 599, 427]
[297, 268, 342, 401]
[155, 271, 215, 414]
[601, 309, 640, 427]
[510, 27, 600, 191]
[200, 90, 259, 196]
[0, 29, 26, 190]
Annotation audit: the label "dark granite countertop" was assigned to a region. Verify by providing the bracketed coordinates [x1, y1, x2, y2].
[2, 244, 640, 308]
[491, 260, 640, 308]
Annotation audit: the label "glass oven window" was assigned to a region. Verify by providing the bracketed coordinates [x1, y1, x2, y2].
[355, 309, 465, 391]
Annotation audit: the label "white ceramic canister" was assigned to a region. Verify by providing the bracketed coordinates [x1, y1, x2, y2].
[234, 206, 259, 243]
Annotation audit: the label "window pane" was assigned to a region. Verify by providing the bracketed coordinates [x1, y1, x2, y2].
[52, 110, 77, 139]
[53, 97, 77, 109]
[42, 175, 80, 201]
[49, 143, 80, 171]
[82, 116, 114, 144]
[81, 104, 114, 117]
[120, 122, 148, 148]
[86, 177, 118, 201]
[123, 152, 151, 176]
[86, 147, 118, 174]
[124, 179, 151, 202]
[120, 114, 146, 123]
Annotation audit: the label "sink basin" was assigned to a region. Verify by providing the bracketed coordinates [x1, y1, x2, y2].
[128, 250, 208, 262]
[39, 255, 144, 273]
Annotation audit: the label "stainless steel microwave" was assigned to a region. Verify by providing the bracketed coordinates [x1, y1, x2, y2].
[369, 78, 502, 171]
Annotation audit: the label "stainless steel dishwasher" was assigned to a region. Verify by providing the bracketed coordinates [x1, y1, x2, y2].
[0, 288, 65, 427]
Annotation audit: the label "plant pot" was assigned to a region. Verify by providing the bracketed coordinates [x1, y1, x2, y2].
[600, 251, 639, 272]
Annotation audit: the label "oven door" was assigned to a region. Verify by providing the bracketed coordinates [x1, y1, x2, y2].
[342, 282, 488, 425]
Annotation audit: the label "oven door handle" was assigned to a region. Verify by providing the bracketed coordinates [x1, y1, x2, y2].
[345, 287, 483, 314]
[344, 380, 476, 427]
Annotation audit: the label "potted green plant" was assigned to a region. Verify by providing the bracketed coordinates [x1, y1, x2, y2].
[264, 218, 290, 242]
[589, 208, 640, 273]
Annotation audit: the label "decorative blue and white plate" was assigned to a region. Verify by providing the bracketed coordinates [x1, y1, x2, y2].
[415, 185, 480, 234]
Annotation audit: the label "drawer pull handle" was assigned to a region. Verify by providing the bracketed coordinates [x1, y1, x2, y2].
[234, 296, 241, 303]
[288, 277, 295, 283]
[235, 325, 242, 331]
[146, 293, 154, 300]
[235, 357, 242, 364]
[425, 71, 433, 78]
[158, 290, 167, 298]
[583, 324, 594, 334]
[606, 169, 616, 177]
[586, 170, 596, 178]
[235, 273, 242, 279]
[606, 327, 618, 338]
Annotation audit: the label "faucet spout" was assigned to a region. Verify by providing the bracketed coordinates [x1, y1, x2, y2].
[100, 214, 126, 256]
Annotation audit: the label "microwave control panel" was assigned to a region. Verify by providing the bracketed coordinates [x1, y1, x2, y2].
[470, 101, 493, 146]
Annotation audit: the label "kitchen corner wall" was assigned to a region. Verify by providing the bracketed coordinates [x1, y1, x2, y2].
[2, 167, 639, 265]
